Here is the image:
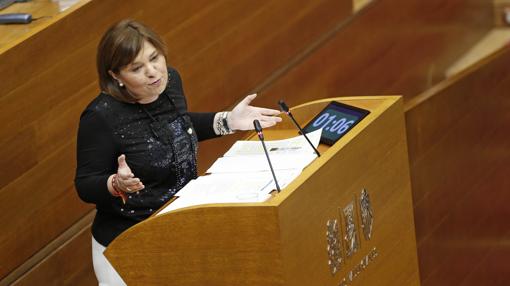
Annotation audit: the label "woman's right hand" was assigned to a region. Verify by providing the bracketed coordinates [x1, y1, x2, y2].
[115, 154, 145, 193]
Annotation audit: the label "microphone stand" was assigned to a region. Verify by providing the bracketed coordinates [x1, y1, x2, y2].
[253, 120, 281, 193]
[278, 100, 321, 157]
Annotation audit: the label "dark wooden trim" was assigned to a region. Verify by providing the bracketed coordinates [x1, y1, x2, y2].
[1, 211, 95, 286]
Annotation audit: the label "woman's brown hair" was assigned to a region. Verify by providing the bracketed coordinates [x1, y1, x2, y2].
[97, 19, 168, 102]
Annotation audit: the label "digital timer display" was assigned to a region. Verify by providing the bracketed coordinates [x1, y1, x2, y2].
[302, 101, 370, 145]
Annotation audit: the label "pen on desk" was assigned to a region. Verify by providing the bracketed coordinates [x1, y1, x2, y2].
[269, 147, 301, 152]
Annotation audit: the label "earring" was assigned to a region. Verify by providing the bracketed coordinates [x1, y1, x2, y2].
[118, 81, 124, 87]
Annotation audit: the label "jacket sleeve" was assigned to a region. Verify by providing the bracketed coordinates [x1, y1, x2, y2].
[189, 112, 219, 141]
[74, 108, 118, 205]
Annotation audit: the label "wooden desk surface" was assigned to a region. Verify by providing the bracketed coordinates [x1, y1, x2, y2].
[0, 0, 87, 53]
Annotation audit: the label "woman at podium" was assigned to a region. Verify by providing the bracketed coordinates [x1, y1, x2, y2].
[74, 19, 281, 285]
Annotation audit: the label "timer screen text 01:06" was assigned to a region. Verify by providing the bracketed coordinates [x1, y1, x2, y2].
[302, 101, 370, 145]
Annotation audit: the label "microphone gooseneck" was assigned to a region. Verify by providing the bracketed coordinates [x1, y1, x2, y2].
[278, 100, 290, 114]
[253, 120, 281, 193]
[253, 119, 264, 140]
[278, 99, 321, 157]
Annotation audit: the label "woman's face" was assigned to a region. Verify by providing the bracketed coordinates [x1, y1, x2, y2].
[111, 40, 168, 103]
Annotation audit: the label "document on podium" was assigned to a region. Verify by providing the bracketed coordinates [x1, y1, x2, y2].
[206, 128, 321, 173]
[157, 129, 321, 215]
[157, 170, 301, 215]
[223, 128, 322, 157]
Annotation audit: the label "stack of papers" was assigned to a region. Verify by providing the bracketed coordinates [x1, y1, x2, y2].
[157, 129, 321, 216]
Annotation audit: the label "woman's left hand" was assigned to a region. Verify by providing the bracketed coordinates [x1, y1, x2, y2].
[228, 94, 282, 131]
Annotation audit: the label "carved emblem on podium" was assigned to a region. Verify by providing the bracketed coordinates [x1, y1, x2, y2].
[325, 190, 377, 277]
[326, 219, 343, 274]
[359, 189, 374, 240]
[343, 201, 359, 257]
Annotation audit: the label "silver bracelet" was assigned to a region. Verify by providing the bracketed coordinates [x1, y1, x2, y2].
[215, 111, 234, 135]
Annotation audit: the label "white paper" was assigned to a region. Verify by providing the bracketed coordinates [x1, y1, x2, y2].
[157, 170, 302, 215]
[206, 153, 317, 174]
[158, 130, 320, 215]
[175, 170, 301, 198]
[224, 128, 322, 157]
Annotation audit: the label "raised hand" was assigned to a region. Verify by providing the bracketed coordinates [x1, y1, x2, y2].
[228, 94, 282, 131]
[115, 154, 144, 193]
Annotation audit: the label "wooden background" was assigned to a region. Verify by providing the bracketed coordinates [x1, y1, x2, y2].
[1, 0, 507, 285]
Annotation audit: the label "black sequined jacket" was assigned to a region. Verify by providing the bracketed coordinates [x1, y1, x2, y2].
[75, 67, 218, 246]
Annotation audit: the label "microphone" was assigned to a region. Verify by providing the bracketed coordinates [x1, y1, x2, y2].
[278, 100, 321, 157]
[0, 13, 32, 24]
[253, 120, 281, 193]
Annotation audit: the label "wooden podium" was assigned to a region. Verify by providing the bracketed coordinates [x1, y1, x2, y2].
[105, 96, 420, 285]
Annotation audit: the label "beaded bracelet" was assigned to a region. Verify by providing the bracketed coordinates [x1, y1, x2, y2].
[111, 174, 128, 204]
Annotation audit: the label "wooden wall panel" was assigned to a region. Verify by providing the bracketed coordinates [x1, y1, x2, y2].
[0, 142, 92, 278]
[172, 0, 350, 110]
[405, 47, 510, 286]
[255, 0, 493, 109]
[11, 223, 96, 286]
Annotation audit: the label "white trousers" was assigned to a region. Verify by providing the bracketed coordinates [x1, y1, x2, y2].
[92, 237, 127, 286]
